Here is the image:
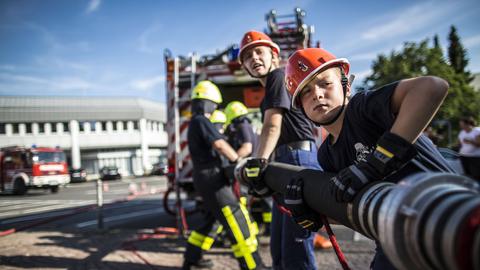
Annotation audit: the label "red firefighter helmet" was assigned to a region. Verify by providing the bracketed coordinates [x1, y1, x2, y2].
[285, 48, 350, 108]
[238, 30, 280, 64]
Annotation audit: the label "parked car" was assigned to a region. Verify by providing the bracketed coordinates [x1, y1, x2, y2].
[69, 168, 87, 183]
[459, 155, 480, 181]
[151, 161, 168, 176]
[437, 147, 464, 174]
[99, 166, 121, 180]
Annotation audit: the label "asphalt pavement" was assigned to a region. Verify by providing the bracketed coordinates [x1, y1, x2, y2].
[0, 176, 376, 270]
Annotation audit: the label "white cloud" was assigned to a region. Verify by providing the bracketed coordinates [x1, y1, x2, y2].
[131, 76, 164, 91]
[464, 34, 480, 48]
[0, 65, 16, 71]
[20, 22, 92, 54]
[361, 2, 454, 41]
[74, 41, 92, 52]
[0, 72, 94, 92]
[86, 0, 101, 14]
[33, 56, 90, 72]
[23, 22, 63, 50]
[348, 52, 378, 61]
[54, 77, 94, 90]
[0, 73, 49, 84]
[138, 23, 162, 53]
[351, 69, 371, 83]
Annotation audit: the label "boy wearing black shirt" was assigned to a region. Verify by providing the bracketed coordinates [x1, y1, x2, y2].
[239, 30, 325, 270]
[283, 48, 451, 269]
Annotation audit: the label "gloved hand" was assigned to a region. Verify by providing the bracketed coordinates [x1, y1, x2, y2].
[284, 176, 323, 232]
[238, 157, 273, 197]
[230, 156, 244, 165]
[331, 131, 417, 202]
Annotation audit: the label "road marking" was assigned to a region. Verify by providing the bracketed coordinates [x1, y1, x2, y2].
[0, 200, 96, 221]
[0, 202, 59, 211]
[84, 189, 128, 195]
[0, 209, 77, 225]
[0, 200, 150, 225]
[83, 185, 165, 195]
[76, 208, 165, 228]
[0, 203, 85, 218]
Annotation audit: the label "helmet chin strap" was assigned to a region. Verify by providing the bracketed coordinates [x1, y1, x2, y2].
[312, 70, 349, 127]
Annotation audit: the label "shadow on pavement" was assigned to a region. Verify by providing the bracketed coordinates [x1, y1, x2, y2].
[0, 210, 236, 270]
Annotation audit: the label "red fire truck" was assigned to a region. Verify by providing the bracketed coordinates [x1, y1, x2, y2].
[0, 145, 70, 195]
[163, 8, 325, 218]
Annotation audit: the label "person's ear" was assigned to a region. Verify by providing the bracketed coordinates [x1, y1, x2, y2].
[271, 50, 280, 67]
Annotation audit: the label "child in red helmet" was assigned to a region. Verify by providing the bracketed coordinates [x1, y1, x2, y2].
[239, 30, 330, 270]
[283, 47, 454, 269]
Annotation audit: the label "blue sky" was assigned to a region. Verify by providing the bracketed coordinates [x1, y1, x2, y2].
[1, 0, 479, 103]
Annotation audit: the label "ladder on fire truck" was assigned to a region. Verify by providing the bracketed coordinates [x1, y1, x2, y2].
[163, 8, 316, 235]
[266, 7, 315, 61]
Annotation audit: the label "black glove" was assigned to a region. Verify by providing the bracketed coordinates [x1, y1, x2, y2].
[331, 131, 417, 202]
[242, 158, 273, 197]
[284, 176, 323, 232]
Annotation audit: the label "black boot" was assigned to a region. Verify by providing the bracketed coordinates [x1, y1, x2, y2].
[182, 258, 214, 270]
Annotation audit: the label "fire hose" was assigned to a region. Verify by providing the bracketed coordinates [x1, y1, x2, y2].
[233, 161, 480, 270]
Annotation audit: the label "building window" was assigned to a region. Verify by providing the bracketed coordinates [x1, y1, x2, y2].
[12, 123, 19, 134]
[89, 121, 96, 132]
[26, 123, 32, 134]
[0, 123, 5, 135]
[63, 122, 70, 132]
[39, 123, 45, 133]
[51, 123, 57, 133]
[101, 121, 107, 131]
[133, 121, 139, 130]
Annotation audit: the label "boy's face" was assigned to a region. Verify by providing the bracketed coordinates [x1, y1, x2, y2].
[300, 67, 350, 124]
[242, 45, 273, 77]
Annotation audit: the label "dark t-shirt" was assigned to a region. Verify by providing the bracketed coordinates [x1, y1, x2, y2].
[260, 68, 315, 146]
[188, 114, 223, 168]
[318, 82, 455, 183]
[225, 117, 258, 154]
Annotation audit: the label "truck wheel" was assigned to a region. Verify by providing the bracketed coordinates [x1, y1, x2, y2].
[50, 186, 59, 193]
[13, 179, 27, 195]
[163, 187, 177, 216]
[162, 187, 199, 216]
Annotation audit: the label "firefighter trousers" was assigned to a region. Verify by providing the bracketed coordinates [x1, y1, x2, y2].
[184, 165, 262, 270]
[271, 142, 320, 270]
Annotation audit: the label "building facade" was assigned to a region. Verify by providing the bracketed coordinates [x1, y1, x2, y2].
[0, 96, 167, 178]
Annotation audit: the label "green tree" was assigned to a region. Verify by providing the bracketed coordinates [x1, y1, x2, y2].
[362, 36, 480, 146]
[448, 25, 470, 79]
[433, 34, 441, 51]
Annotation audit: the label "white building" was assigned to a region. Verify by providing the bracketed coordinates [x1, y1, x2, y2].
[0, 96, 167, 177]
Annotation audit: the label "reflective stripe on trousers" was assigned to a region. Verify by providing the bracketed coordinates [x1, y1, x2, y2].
[222, 205, 258, 270]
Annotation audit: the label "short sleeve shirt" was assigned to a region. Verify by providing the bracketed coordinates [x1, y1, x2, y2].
[260, 68, 315, 146]
[318, 82, 455, 182]
[225, 117, 257, 153]
[188, 114, 223, 168]
[458, 127, 480, 156]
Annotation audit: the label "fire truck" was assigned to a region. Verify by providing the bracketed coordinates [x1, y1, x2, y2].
[0, 146, 70, 195]
[163, 8, 323, 218]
